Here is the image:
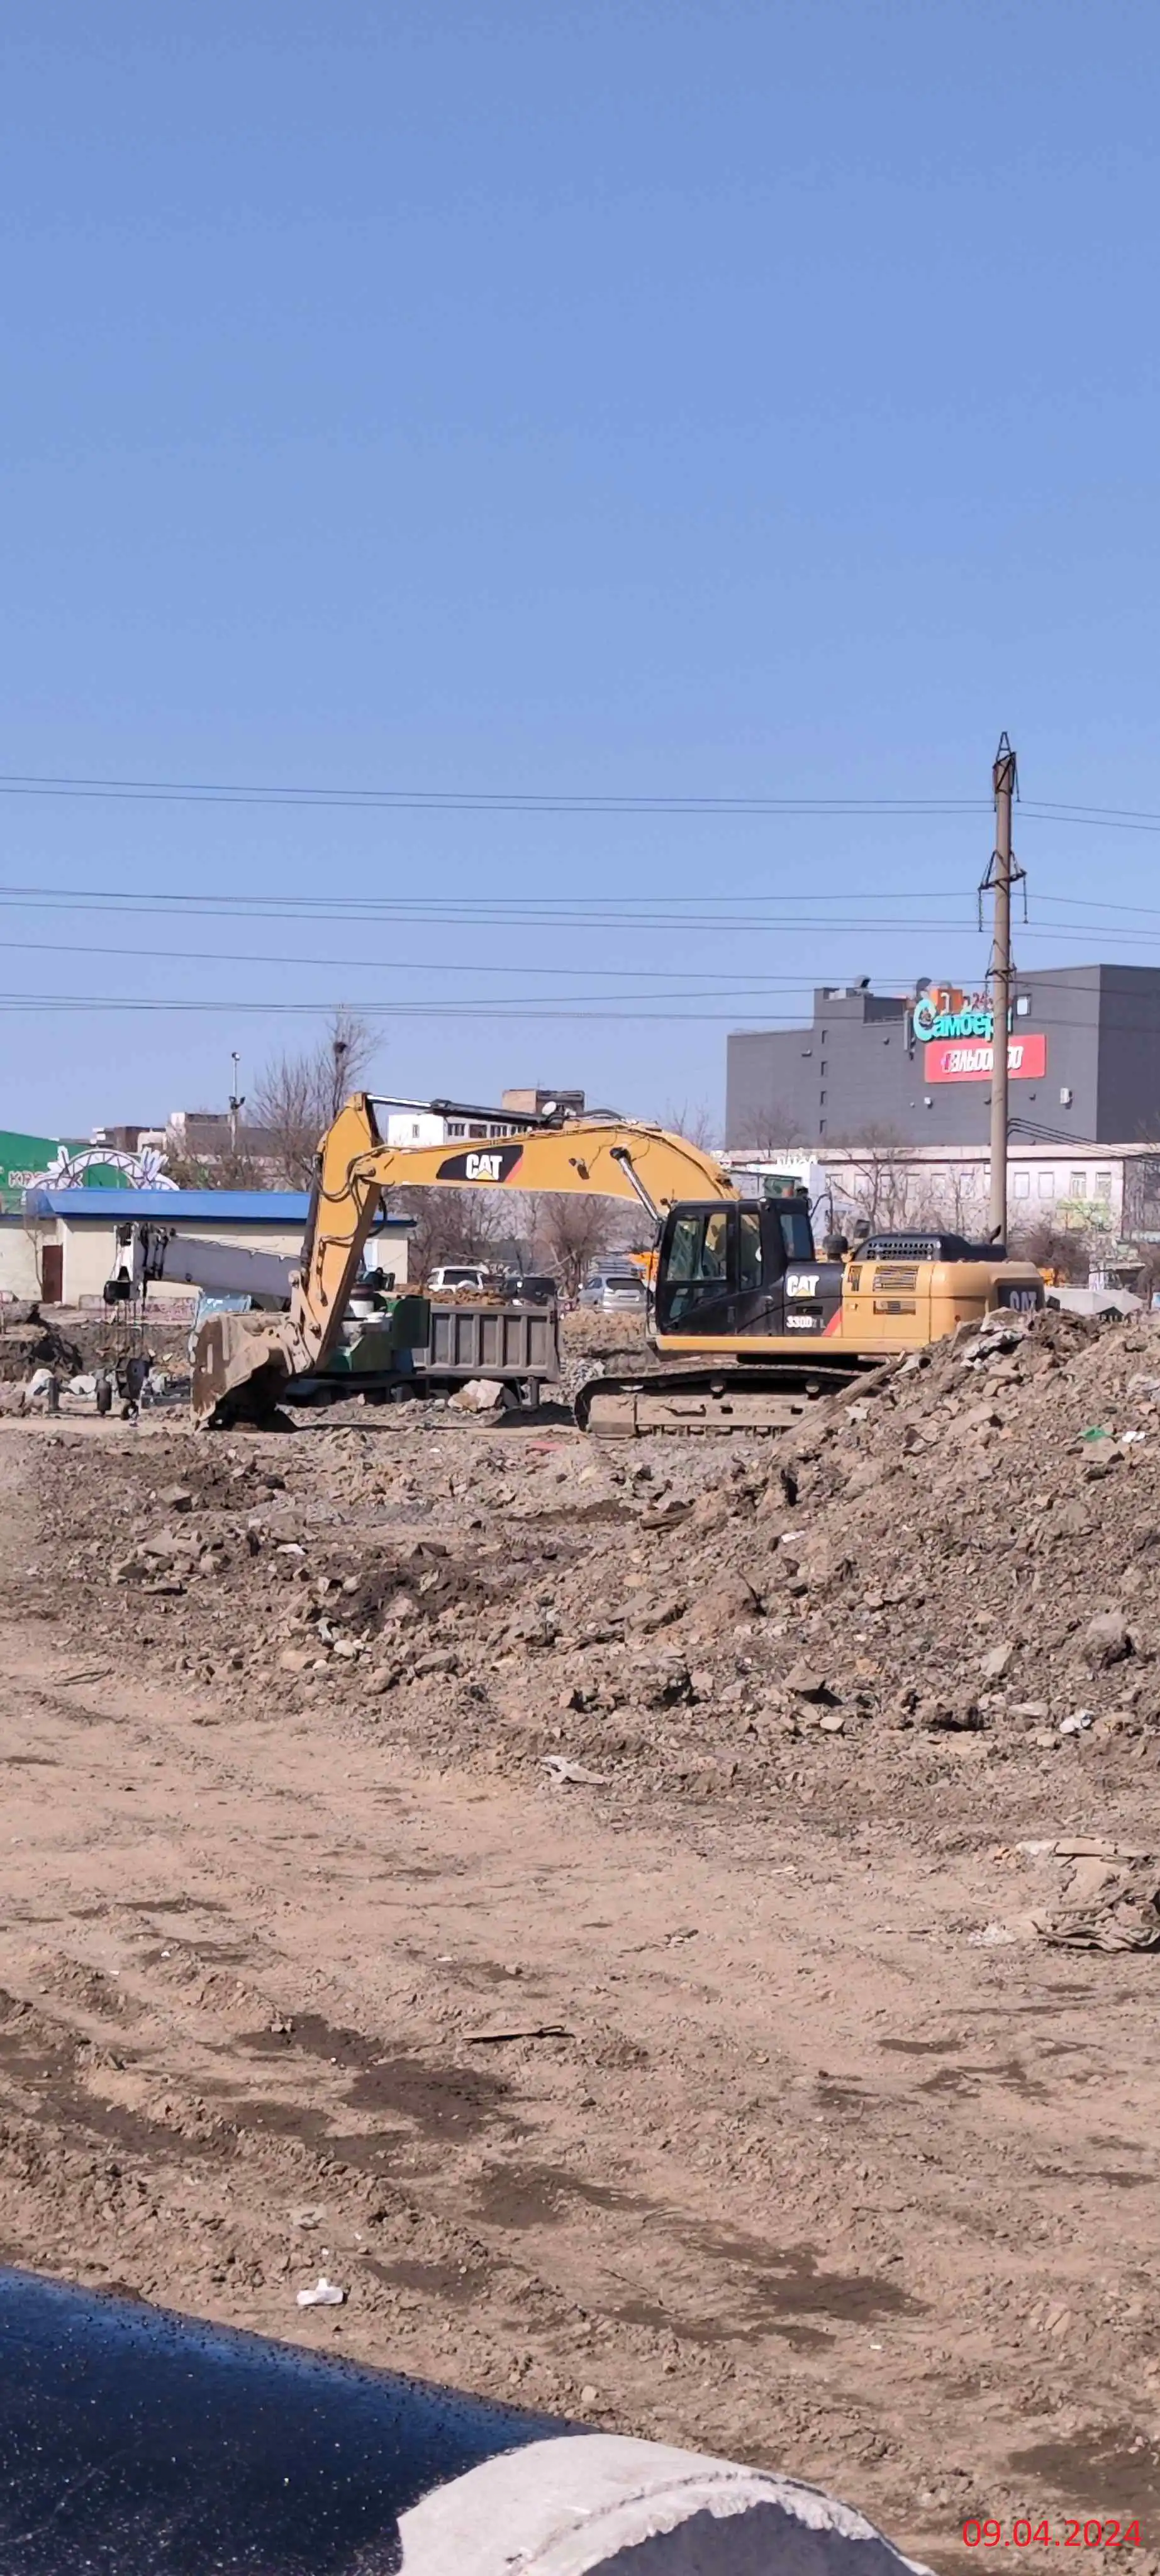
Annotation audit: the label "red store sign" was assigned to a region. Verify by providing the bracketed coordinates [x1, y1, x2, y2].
[925, 1033, 1047, 1085]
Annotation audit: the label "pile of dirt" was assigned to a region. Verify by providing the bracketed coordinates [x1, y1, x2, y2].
[766, 1302, 1160, 1740]
[19, 1303, 1160, 1833]
[560, 1307, 648, 1355]
[558, 1302, 648, 1402]
[0, 1313, 83, 1383]
[0, 1307, 191, 1389]
[69, 1310, 194, 1374]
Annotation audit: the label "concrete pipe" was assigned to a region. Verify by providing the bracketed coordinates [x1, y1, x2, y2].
[0, 2267, 930, 2575]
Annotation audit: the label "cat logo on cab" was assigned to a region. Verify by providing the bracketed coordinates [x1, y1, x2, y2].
[786, 1272, 820, 1297]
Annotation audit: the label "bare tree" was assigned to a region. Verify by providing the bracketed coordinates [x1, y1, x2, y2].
[394, 1182, 633, 1291]
[828, 1128, 918, 1234]
[535, 1193, 620, 1297]
[21, 1207, 52, 1299]
[1129, 1241, 1160, 1306]
[659, 1100, 719, 1151]
[932, 1162, 989, 1238]
[740, 1108, 809, 1155]
[394, 1186, 510, 1282]
[321, 1006, 377, 1122]
[161, 1139, 265, 1191]
[254, 1009, 379, 1189]
[1006, 1213, 1090, 1282]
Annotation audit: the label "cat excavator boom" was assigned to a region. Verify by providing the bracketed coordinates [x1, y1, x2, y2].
[191, 1097, 735, 1424]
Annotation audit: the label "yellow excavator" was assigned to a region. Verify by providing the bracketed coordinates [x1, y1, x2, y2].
[191, 1096, 1044, 1433]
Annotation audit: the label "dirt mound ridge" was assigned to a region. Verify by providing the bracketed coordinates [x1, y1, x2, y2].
[25, 1305, 1160, 1824]
[751, 1303, 1160, 1737]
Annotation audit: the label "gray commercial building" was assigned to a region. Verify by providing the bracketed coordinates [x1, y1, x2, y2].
[726, 965, 1160, 1151]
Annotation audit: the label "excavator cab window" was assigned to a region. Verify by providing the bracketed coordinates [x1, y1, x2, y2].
[656, 1201, 787, 1336]
[739, 1209, 762, 1289]
[778, 1203, 815, 1262]
[663, 1209, 731, 1323]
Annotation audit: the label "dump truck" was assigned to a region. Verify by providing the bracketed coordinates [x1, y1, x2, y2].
[111, 1219, 558, 1413]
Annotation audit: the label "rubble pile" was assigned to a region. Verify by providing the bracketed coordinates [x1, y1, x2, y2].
[0, 1313, 82, 1384]
[24, 1306, 1160, 1821]
[557, 1304, 648, 1405]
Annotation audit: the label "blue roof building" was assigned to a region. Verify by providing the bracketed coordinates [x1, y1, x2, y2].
[2, 1189, 413, 1309]
[23, 1188, 315, 1223]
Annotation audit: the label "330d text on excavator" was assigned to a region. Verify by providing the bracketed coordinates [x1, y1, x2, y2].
[189, 1095, 1045, 1435]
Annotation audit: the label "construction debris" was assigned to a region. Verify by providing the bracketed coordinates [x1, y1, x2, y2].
[447, 1379, 509, 1414]
[296, 2277, 346, 2309]
[465, 2022, 575, 2044]
[0, 1316, 82, 1384]
[1034, 1857, 1160, 1950]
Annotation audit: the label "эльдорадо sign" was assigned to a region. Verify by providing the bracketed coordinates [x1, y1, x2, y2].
[924, 1034, 1047, 1084]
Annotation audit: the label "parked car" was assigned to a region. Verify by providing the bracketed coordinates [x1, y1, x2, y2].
[505, 1272, 559, 1306]
[579, 1267, 647, 1313]
[425, 1264, 491, 1294]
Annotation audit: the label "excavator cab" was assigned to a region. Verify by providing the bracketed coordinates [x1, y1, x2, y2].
[652, 1191, 845, 1351]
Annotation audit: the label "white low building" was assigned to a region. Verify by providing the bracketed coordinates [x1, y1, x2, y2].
[384, 1089, 586, 1150]
[0, 1189, 414, 1309]
[721, 1141, 1156, 1241]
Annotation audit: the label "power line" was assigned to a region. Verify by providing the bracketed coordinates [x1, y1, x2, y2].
[0, 770, 990, 816]
[0, 934, 929, 989]
[8, 885, 1160, 950]
[0, 911, 1040, 940]
[10, 875, 1160, 928]
[0, 992, 871, 1023]
[13, 980, 1160, 1036]
[1022, 803, 1160, 835]
[0, 884, 991, 936]
[8, 766, 1160, 833]
[0, 950, 882, 1006]
[1035, 892, 1160, 921]
[0, 882, 1127, 936]
[15, 931, 1160, 999]
[0, 877, 974, 916]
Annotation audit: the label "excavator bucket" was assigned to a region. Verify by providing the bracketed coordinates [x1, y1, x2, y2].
[191, 1311, 297, 1427]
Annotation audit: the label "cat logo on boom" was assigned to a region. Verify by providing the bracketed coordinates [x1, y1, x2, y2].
[434, 1143, 525, 1186]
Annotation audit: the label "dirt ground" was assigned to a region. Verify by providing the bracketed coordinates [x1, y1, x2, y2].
[1, 1363, 1159, 2572]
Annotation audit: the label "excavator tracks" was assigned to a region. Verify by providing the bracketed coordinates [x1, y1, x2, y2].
[575, 1363, 867, 1436]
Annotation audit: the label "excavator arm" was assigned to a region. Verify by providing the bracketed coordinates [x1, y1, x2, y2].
[191, 1096, 737, 1422]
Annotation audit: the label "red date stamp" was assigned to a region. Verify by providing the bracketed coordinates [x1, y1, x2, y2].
[963, 2523, 1142, 2550]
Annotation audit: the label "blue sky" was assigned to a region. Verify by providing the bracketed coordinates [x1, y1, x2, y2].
[3, 1, 1159, 1136]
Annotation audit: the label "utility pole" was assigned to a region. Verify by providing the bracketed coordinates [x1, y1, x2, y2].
[228, 1051, 245, 1156]
[983, 734, 1022, 1241]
